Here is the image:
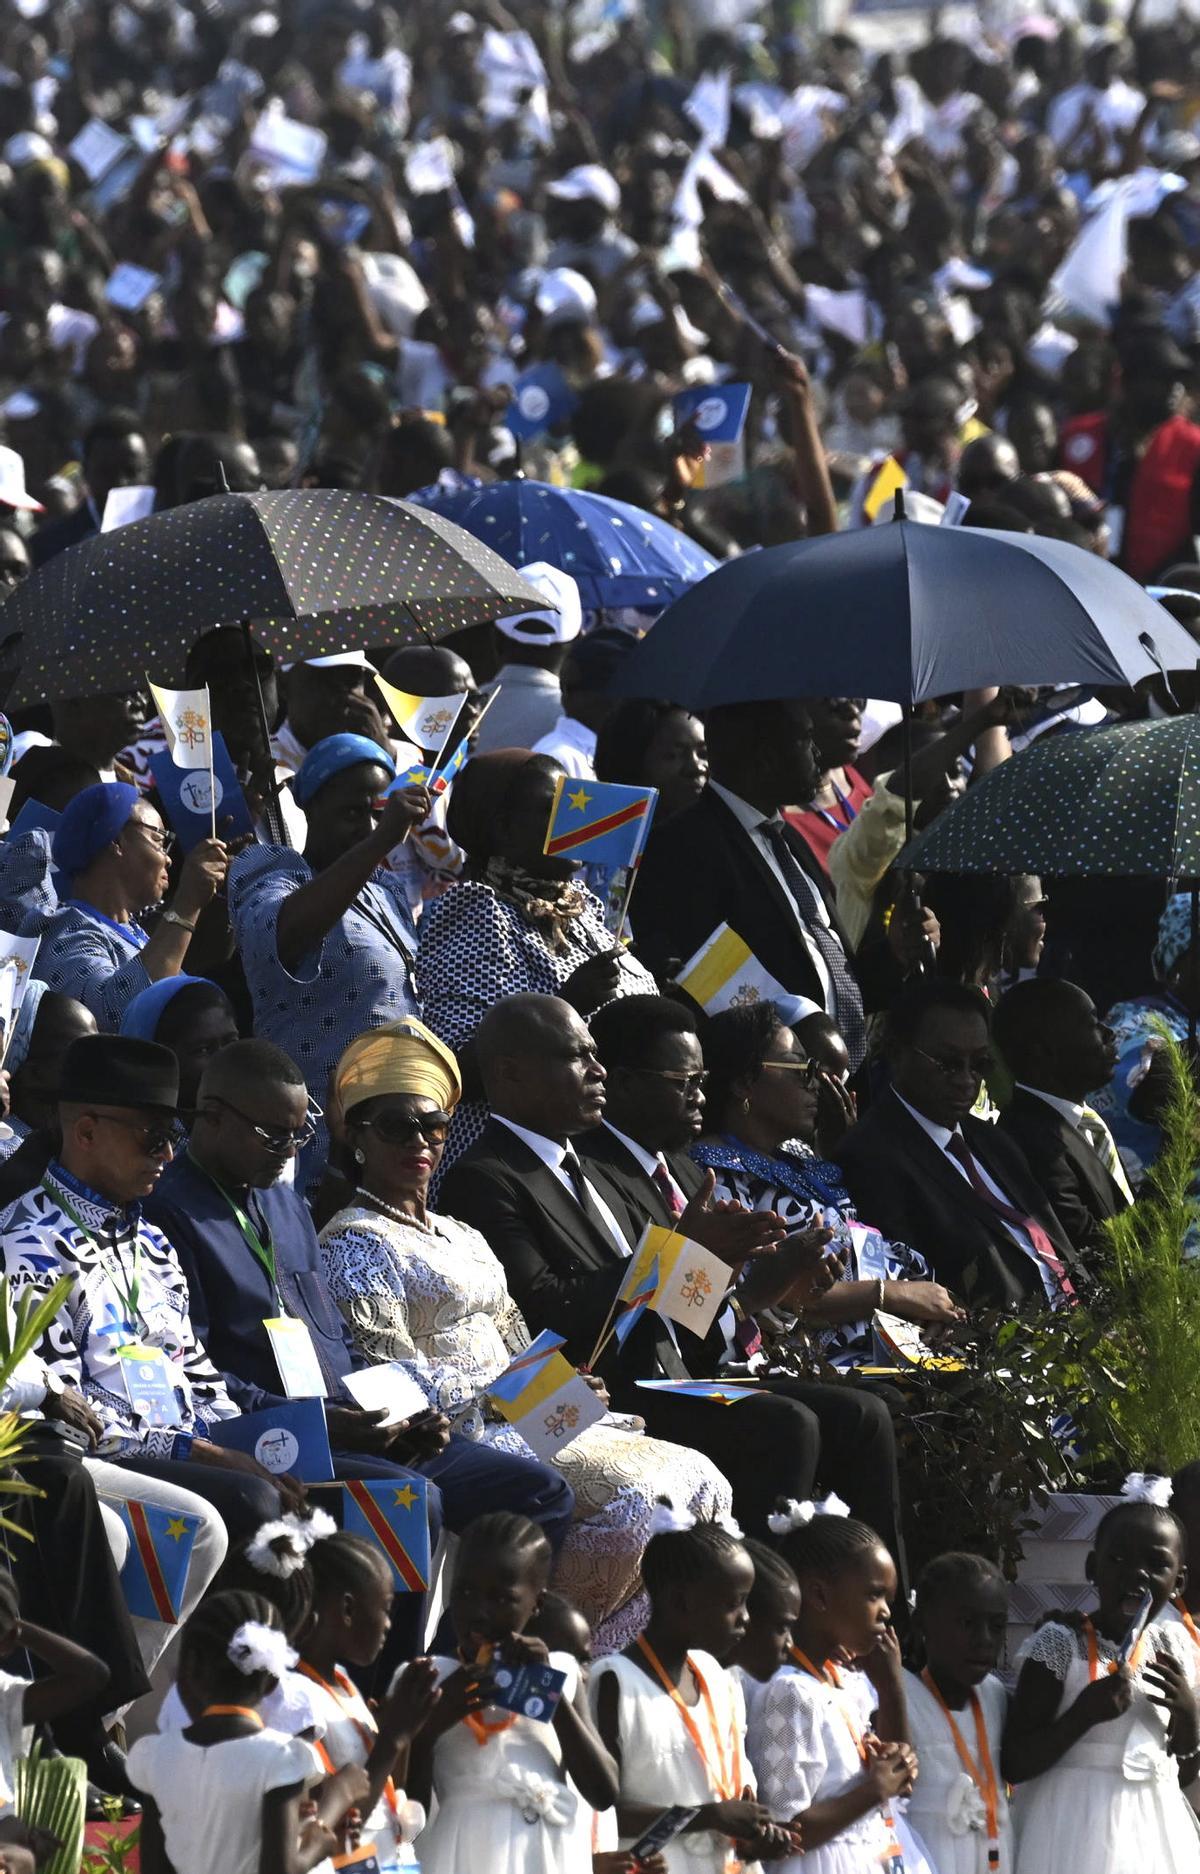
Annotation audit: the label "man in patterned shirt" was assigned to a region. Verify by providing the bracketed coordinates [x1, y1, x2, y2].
[0, 1032, 302, 1543]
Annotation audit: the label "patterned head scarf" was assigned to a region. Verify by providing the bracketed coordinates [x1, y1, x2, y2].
[1154, 892, 1197, 981]
[331, 1016, 462, 1130]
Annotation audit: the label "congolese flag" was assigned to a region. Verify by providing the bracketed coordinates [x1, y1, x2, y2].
[115, 1498, 201, 1623]
[391, 736, 469, 798]
[342, 1476, 431, 1592]
[543, 777, 656, 867]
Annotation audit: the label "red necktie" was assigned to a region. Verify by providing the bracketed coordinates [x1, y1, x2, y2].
[945, 1133, 1076, 1305]
[652, 1161, 686, 1219]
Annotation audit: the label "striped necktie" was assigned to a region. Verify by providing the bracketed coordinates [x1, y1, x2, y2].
[1078, 1106, 1135, 1204]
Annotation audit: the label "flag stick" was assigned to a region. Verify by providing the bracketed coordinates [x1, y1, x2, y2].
[587, 1221, 682, 1371]
[204, 683, 216, 841]
[0, 947, 33, 1071]
[393, 687, 501, 846]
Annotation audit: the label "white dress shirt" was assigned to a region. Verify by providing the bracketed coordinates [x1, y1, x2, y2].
[894, 1093, 1059, 1303]
[494, 1116, 632, 1255]
[709, 781, 834, 1005]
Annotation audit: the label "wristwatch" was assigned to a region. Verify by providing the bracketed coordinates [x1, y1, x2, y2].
[161, 908, 197, 932]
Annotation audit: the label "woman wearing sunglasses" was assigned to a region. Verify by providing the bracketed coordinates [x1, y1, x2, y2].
[693, 1002, 963, 1367]
[320, 1017, 732, 1652]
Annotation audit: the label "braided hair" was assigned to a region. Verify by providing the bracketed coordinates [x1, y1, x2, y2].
[458, 1513, 553, 1586]
[914, 1551, 1006, 1613]
[308, 1532, 392, 1608]
[641, 1516, 746, 1604]
[777, 1513, 885, 1581]
[179, 1590, 284, 1706]
[742, 1537, 800, 1618]
[215, 1525, 314, 1642]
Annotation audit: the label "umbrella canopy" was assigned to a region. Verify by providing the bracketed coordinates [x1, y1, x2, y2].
[2, 488, 548, 706]
[900, 714, 1200, 878]
[610, 520, 1200, 710]
[405, 478, 719, 610]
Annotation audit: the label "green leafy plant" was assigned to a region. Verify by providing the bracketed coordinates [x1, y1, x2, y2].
[81, 1802, 141, 1874]
[0, 1273, 81, 1538]
[14, 1744, 86, 1874]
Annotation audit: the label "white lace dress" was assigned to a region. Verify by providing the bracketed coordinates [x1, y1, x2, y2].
[746, 1662, 891, 1874]
[319, 1204, 732, 1651]
[902, 1669, 1012, 1874]
[1010, 1620, 1200, 1874]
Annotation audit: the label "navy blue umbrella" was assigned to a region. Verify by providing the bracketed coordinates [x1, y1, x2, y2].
[406, 478, 719, 611]
[610, 520, 1200, 709]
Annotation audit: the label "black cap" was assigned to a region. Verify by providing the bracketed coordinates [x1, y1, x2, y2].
[58, 1036, 180, 1115]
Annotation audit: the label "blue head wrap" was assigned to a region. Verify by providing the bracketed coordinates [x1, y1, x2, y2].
[1154, 892, 1197, 981]
[6, 979, 46, 1074]
[293, 735, 395, 809]
[51, 782, 139, 880]
[120, 974, 219, 1043]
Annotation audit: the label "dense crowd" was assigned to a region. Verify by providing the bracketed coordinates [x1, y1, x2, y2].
[0, 0, 1197, 1872]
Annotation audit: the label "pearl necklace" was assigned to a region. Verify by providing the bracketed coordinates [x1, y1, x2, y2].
[358, 1188, 431, 1230]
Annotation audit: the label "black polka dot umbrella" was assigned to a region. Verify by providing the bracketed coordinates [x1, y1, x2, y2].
[901, 714, 1200, 878]
[0, 489, 550, 706]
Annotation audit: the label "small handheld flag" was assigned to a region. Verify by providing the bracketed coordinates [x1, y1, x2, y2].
[374, 677, 464, 753]
[341, 1476, 431, 1591]
[676, 925, 789, 1016]
[862, 455, 909, 524]
[485, 1330, 606, 1461]
[543, 776, 657, 868]
[389, 734, 469, 799]
[114, 1498, 200, 1623]
[635, 1380, 762, 1403]
[148, 682, 215, 773]
[623, 1223, 728, 1339]
[150, 731, 255, 855]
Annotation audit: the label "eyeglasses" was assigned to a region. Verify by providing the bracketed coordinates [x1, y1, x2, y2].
[126, 820, 175, 856]
[761, 1057, 822, 1086]
[625, 1067, 709, 1094]
[912, 1046, 992, 1080]
[86, 1112, 187, 1156]
[205, 1093, 320, 1152]
[355, 1110, 453, 1145]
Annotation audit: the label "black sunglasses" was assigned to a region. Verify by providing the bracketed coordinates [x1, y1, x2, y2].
[356, 1110, 453, 1146]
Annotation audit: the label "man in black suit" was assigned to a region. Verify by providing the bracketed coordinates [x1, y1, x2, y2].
[580, 991, 908, 1581]
[30, 411, 150, 567]
[439, 992, 881, 1539]
[993, 979, 1131, 1262]
[630, 699, 937, 1073]
[838, 978, 1082, 1310]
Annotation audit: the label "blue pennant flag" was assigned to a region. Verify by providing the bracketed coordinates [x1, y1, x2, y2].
[507, 364, 578, 441]
[673, 383, 751, 445]
[342, 1476, 432, 1592]
[116, 1498, 201, 1623]
[389, 735, 469, 799]
[212, 1399, 334, 1482]
[150, 730, 256, 855]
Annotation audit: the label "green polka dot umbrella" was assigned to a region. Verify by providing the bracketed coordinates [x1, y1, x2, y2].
[0, 489, 551, 707]
[901, 714, 1200, 878]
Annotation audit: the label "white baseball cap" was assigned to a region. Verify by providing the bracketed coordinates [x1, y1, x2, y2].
[534, 267, 597, 328]
[281, 649, 375, 672]
[0, 446, 42, 513]
[546, 164, 621, 215]
[497, 562, 582, 644]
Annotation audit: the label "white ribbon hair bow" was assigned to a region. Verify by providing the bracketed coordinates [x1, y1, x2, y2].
[1122, 1473, 1174, 1509]
[767, 1492, 851, 1535]
[228, 1620, 298, 1680]
[246, 1520, 308, 1580]
[648, 1500, 697, 1538]
[282, 1507, 338, 1550]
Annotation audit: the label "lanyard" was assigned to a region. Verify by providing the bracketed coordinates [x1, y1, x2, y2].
[919, 1669, 1000, 1866]
[1084, 1617, 1147, 1679]
[193, 1159, 281, 1311]
[201, 1705, 264, 1727]
[67, 900, 149, 951]
[634, 1634, 740, 1801]
[1174, 1598, 1200, 1650]
[47, 1179, 143, 1332]
[791, 1647, 902, 1847]
[813, 780, 859, 833]
[298, 1662, 399, 1816]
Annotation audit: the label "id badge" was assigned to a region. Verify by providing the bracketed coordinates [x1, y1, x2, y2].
[878, 1838, 905, 1873]
[264, 1317, 327, 1399]
[117, 1344, 182, 1427]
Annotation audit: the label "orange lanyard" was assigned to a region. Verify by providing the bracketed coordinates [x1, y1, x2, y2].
[200, 1704, 264, 1727]
[299, 1662, 399, 1816]
[1084, 1618, 1146, 1681]
[456, 1644, 519, 1747]
[1175, 1599, 1200, 1651]
[791, 1648, 868, 1762]
[635, 1634, 742, 1801]
[919, 1670, 1001, 1867]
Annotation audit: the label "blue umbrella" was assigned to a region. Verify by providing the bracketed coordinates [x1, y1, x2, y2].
[610, 520, 1200, 709]
[406, 478, 719, 611]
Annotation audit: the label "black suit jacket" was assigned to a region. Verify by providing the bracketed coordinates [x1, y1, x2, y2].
[30, 501, 98, 569]
[836, 1090, 1082, 1308]
[996, 1089, 1127, 1260]
[438, 1119, 686, 1383]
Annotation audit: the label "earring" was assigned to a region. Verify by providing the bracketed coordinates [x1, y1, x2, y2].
[741, 1098, 751, 1114]
[354, 1148, 365, 1164]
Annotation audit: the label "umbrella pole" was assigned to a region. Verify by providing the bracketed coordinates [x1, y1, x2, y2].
[243, 622, 288, 848]
[902, 702, 915, 845]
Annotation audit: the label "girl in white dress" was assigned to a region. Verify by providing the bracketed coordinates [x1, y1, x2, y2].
[727, 1541, 803, 1739]
[0, 1570, 111, 1811]
[129, 1590, 360, 1874]
[745, 1499, 917, 1874]
[1005, 1482, 1200, 1874]
[590, 1504, 802, 1874]
[408, 1511, 618, 1874]
[904, 1553, 1012, 1874]
[297, 1533, 439, 1868]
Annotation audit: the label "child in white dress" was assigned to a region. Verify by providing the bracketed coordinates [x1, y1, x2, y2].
[590, 1503, 801, 1874]
[727, 1541, 803, 1740]
[0, 1569, 110, 1810]
[745, 1499, 917, 1874]
[1005, 1482, 1200, 1874]
[904, 1553, 1012, 1874]
[408, 1511, 618, 1874]
[297, 1532, 438, 1868]
[129, 1590, 363, 1874]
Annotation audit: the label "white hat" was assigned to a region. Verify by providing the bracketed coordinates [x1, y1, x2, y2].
[281, 649, 375, 673]
[546, 164, 621, 215]
[0, 447, 42, 513]
[3, 131, 51, 168]
[534, 267, 597, 329]
[497, 562, 582, 644]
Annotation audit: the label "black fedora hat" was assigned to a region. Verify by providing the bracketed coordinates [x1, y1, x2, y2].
[58, 1035, 180, 1114]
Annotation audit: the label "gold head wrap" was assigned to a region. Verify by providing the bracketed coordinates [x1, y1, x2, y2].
[331, 1017, 462, 1131]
